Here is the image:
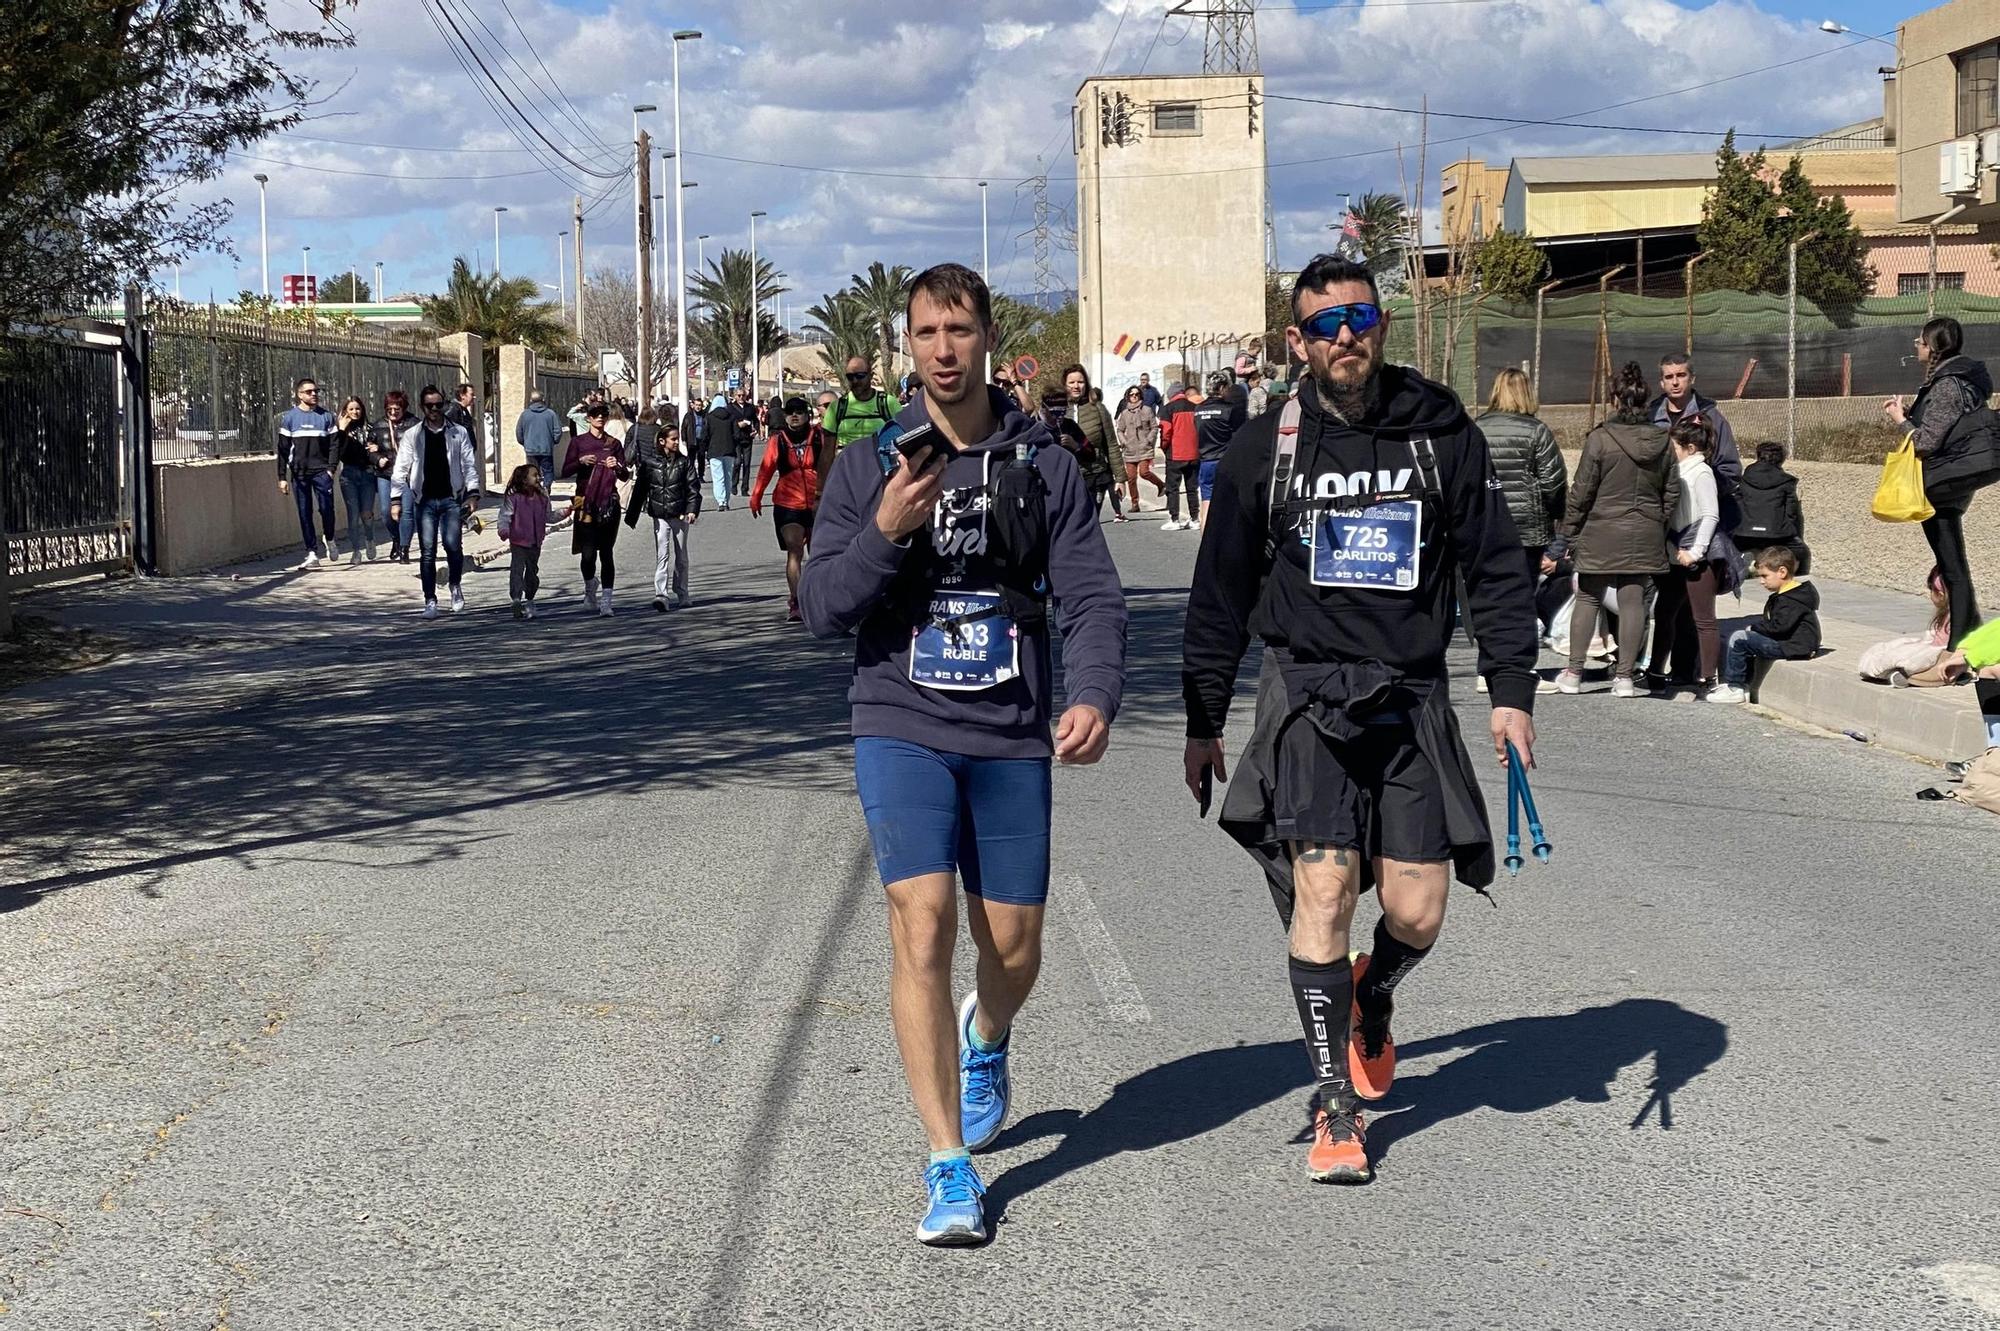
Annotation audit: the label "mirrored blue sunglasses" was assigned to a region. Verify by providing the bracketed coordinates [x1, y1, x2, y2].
[1298, 302, 1383, 341]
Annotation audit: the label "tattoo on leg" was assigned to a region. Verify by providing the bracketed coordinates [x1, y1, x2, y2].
[1299, 845, 1351, 866]
[1396, 867, 1424, 880]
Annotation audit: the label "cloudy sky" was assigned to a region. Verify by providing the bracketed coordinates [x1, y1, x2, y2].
[172, 0, 1924, 316]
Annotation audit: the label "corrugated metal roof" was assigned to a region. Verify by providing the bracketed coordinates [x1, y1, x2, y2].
[1780, 117, 1889, 152]
[1510, 153, 1718, 185]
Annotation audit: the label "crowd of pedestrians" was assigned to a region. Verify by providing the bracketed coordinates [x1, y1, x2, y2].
[249, 246, 2000, 1249]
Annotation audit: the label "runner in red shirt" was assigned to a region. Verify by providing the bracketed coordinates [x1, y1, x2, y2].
[750, 396, 836, 622]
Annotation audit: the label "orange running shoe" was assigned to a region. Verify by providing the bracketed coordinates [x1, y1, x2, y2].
[1348, 952, 1396, 1102]
[1307, 1093, 1371, 1184]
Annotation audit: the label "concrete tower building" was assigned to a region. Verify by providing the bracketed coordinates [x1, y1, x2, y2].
[1073, 72, 1267, 395]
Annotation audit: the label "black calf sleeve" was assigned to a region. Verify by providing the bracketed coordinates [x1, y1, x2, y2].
[1357, 916, 1431, 1017]
[1288, 954, 1352, 1088]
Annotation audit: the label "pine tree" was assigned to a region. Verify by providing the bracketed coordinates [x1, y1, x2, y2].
[1696, 131, 1780, 293]
[1775, 156, 1874, 308]
[1471, 229, 1548, 301]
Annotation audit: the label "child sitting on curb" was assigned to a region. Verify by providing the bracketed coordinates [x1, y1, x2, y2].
[1710, 546, 1820, 704]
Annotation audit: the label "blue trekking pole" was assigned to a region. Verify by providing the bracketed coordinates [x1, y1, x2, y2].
[1504, 759, 1524, 876]
[1505, 741, 1552, 872]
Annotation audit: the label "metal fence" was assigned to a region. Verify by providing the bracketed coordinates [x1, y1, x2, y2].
[1386, 273, 2000, 459]
[536, 361, 598, 416]
[1, 318, 136, 584]
[149, 311, 456, 462]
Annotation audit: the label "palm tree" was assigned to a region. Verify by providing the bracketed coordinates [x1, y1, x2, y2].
[806, 289, 878, 376]
[1348, 191, 1411, 288]
[419, 257, 572, 362]
[689, 248, 788, 373]
[847, 261, 914, 386]
[989, 292, 1044, 364]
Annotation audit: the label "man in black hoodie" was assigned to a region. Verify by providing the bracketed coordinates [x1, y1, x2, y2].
[1181, 254, 1538, 1187]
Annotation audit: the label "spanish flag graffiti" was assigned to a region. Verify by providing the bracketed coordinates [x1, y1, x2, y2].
[1111, 333, 1137, 361]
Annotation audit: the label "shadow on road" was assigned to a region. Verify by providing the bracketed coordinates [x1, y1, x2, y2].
[985, 997, 1726, 1217]
[1367, 997, 1730, 1163]
[983, 1039, 1306, 1226]
[0, 561, 1199, 913]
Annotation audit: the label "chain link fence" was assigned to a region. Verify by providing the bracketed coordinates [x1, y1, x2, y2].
[149, 311, 457, 462]
[1385, 272, 2000, 463]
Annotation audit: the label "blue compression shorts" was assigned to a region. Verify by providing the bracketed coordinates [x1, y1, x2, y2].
[1198, 459, 1220, 501]
[853, 736, 1053, 905]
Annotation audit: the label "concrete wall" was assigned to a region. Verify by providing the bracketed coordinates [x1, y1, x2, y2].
[1074, 73, 1266, 398]
[1894, 0, 2000, 224]
[152, 456, 358, 576]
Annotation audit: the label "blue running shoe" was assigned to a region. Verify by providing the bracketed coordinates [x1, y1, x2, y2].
[957, 992, 1012, 1151]
[916, 1157, 987, 1246]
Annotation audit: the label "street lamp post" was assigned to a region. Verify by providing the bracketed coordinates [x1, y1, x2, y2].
[653, 190, 666, 329]
[493, 206, 508, 277]
[671, 29, 701, 409]
[978, 179, 990, 380]
[695, 233, 710, 399]
[253, 173, 270, 297]
[302, 246, 312, 303]
[373, 262, 384, 302]
[749, 210, 767, 401]
[556, 233, 568, 323]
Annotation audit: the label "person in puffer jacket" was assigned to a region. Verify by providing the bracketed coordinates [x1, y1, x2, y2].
[1476, 367, 1566, 579]
[1733, 441, 1807, 573]
[624, 420, 702, 610]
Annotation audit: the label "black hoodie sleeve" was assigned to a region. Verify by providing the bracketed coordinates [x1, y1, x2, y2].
[1448, 422, 1540, 712]
[1181, 418, 1276, 739]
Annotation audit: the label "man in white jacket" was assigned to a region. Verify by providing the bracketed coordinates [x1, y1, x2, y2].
[390, 385, 484, 619]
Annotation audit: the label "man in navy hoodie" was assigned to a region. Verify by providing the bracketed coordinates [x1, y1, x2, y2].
[800, 263, 1127, 1247]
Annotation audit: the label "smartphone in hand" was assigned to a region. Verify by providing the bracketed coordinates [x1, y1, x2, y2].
[890, 422, 955, 468]
[1197, 764, 1213, 818]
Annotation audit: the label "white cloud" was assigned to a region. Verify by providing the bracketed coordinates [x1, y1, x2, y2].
[173, 0, 1898, 308]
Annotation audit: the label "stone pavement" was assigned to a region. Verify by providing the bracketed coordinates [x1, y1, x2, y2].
[3, 503, 1999, 1329]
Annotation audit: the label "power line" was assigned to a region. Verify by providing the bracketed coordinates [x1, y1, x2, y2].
[495, 0, 618, 155]
[235, 150, 571, 181]
[446, 0, 618, 164]
[415, 0, 598, 192]
[1265, 93, 1809, 140]
[421, 0, 623, 182]
[254, 28, 1889, 192]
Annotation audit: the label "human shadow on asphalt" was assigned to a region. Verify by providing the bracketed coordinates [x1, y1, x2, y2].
[983, 998, 1725, 1219]
[982, 1040, 1307, 1226]
[1364, 998, 1729, 1164]
[0, 550, 1200, 911]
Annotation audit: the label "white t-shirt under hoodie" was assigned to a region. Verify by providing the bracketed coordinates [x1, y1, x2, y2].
[1672, 455, 1719, 558]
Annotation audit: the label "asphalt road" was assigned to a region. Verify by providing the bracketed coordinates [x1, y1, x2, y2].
[2, 496, 1998, 1330]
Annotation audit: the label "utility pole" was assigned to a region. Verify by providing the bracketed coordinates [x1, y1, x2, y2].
[572, 195, 586, 347]
[749, 209, 767, 401]
[636, 129, 655, 407]
[555, 233, 567, 326]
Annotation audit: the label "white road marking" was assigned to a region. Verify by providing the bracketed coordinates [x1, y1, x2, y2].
[1922, 1262, 2000, 1318]
[1060, 877, 1151, 1024]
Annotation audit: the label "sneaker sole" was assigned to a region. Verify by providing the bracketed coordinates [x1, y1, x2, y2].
[1310, 1162, 1373, 1185]
[915, 1221, 987, 1247]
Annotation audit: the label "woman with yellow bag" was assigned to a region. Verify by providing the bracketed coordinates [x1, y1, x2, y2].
[1885, 316, 2000, 751]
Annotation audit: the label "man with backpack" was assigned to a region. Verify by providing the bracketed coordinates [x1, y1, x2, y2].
[749, 396, 835, 622]
[1180, 253, 1539, 1188]
[799, 263, 1127, 1247]
[824, 355, 900, 452]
